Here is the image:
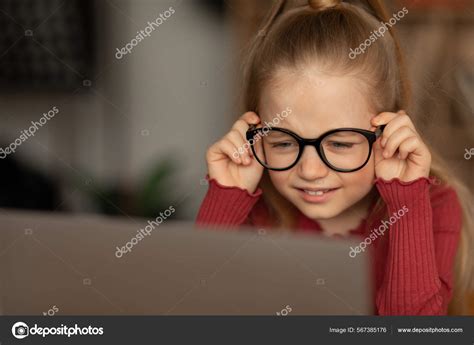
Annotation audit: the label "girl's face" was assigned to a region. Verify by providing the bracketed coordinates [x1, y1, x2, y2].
[259, 68, 376, 220]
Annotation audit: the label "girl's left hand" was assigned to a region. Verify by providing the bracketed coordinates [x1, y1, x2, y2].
[370, 110, 431, 182]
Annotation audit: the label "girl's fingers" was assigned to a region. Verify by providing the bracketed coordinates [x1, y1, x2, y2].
[371, 111, 398, 127]
[233, 116, 259, 134]
[374, 113, 417, 147]
[382, 126, 416, 158]
[218, 138, 243, 164]
[238, 111, 260, 127]
[232, 119, 252, 134]
[227, 129, 252, 164]
[398, 136, 419, 160]
[372, 111, 415, 130]
[233, 112, 261, 160]
[231, 121, 256, 159]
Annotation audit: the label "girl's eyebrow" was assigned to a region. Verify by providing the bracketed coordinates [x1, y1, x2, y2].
[270, 125, 298, 133]
[267, 125, 373, 137]
[328, 131, 360, 137]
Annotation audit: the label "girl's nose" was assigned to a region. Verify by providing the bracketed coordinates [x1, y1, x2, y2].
[297, 146, 330, 180]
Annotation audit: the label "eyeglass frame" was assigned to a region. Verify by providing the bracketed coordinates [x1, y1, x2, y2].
[246, 124, 386, 172]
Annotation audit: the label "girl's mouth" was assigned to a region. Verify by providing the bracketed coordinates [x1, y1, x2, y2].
[296, 187, 340, 203]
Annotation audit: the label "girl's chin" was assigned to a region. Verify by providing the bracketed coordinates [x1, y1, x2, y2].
[295, 202, 345, 220]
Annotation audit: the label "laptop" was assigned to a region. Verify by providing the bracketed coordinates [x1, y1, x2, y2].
[0, 210, 371, 315]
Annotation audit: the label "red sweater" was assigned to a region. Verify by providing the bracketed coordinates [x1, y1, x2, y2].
[196, 175, 462, 315]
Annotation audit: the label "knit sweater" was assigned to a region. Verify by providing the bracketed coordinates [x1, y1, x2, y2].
[196, 175, 463, 315]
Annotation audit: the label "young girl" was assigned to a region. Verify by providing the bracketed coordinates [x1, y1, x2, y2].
[196, 0, 473, 315]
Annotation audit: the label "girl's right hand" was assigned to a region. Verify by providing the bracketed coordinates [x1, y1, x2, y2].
[206, 112, 264, 193]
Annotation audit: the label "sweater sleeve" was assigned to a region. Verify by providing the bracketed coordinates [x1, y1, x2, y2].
[195, 175, 263, 228]
[374, 177, 462, 315]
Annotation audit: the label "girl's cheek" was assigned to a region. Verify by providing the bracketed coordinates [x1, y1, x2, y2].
[339, 168, 375, 197]
[268, 171, 290, 187]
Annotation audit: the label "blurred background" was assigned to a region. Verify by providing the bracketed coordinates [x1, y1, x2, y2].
[0, 0, 472, 222]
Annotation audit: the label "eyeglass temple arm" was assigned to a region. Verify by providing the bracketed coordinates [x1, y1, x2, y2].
[375, 124, 386, 138]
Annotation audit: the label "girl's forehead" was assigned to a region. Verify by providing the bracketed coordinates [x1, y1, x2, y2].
[260, 73, 374, 134]
[262, 108, 372, 137]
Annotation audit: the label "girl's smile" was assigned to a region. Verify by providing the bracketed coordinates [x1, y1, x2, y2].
[296, 186, 341, 203]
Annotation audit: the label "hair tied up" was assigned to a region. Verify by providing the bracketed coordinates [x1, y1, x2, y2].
[308, 0, 341, 10]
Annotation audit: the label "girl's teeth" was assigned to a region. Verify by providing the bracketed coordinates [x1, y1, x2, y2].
[305, 190, 326, 196]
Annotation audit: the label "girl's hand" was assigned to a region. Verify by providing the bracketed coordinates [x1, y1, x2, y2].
[371, 110, 431, 182]
[206, 112, 265, 193]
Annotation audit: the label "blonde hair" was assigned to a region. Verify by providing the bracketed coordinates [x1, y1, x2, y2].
[239, 0, 474, 314]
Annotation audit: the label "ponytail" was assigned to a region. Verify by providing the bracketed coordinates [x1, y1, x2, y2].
[353, 0, 411, 108]
[260, 0, 287, 36]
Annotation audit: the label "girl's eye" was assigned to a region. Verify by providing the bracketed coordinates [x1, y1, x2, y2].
[328, 141, 354, 149]
[271, 141, 295, 148]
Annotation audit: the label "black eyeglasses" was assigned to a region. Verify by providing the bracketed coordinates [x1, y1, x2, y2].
[246, 125, 385, 172]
